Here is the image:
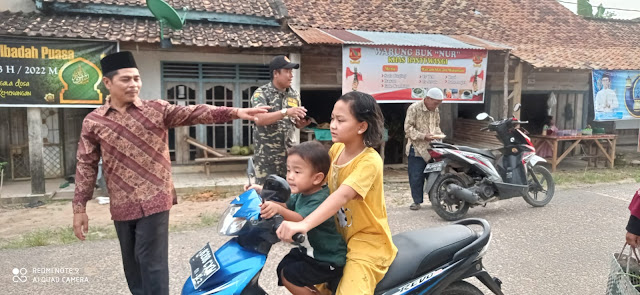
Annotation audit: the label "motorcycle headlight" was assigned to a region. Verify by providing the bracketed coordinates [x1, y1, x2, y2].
[217, 205, 247, 236]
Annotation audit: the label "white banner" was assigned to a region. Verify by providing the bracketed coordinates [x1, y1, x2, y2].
[342, 45, 488, 103]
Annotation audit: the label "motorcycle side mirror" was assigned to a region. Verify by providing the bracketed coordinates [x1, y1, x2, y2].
[476, 112, 489, 120]
[260, 175, 291, 203]
[514, 103, 521, 112]
[246, 158, 256, 185]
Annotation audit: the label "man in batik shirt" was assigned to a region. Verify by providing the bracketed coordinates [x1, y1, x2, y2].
[72, 51, 268, 295]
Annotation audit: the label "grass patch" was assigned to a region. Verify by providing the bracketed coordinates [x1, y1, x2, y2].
[552, 166, 640, 186]
[0, 212, 223, 249]
[0, 225, 116, 249]
[169, 224, 182, 232]
[168, 211, 220, 232]
[20, 230, 51, 247]
[199, 211, 219, 227]
[85, 225, 118, 241]
[59, 227, 79, 244]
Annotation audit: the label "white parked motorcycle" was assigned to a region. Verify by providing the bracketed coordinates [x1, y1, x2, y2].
[424, 104, 555, 221]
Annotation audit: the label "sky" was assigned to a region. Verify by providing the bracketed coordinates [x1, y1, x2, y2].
[558, 0, 640, 19]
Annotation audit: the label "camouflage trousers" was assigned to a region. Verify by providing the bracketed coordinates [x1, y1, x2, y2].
[253, 151, 287, 185]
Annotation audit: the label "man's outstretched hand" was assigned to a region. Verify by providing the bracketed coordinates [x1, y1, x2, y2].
[236, 106, 271, 121]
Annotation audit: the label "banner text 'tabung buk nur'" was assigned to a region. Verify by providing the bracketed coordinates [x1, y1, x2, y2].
[343, 45, 488, 103]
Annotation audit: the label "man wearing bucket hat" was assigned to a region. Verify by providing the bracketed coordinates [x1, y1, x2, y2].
[404, 88, 445, 210]
[251, 55, 311, 184]
[72, 51, 269, 295]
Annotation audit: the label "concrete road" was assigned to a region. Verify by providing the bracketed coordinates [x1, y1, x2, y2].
[0, 182, 635, 295]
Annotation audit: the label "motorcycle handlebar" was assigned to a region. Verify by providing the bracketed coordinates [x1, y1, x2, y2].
[273, 214, 306, 245]
[292, 233, 306, 244]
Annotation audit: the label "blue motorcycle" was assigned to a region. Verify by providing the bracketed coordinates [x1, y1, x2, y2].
[181, 175, 504, 295]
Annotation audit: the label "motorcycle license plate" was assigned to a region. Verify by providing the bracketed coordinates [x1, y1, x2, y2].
[189, 243, 220, 289]
[424, 161, 445, 173]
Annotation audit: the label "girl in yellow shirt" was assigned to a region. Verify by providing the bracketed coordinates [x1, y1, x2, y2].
[277, 91, 398, 295]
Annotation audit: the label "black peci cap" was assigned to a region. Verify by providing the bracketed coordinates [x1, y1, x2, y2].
[100, 51, 138, 75]
[269, 55, 299, 72]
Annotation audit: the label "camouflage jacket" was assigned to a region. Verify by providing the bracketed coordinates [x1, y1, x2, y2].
[251, 82, 301, 156]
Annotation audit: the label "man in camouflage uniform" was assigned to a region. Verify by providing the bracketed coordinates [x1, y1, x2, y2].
[251, 55, 310, 184]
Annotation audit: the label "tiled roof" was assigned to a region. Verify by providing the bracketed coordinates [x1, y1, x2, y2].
[448, 35, 513, 51]
[289, 26, 342, 44]
[0, 11, 302, 48]
[292, 28, 510, 50]
[284, 0, 492, 34]
[42, 0, 284, 18]
[284, 0, 640, 70]
[589, 18, 640, 58]
[477, 0, 640, 70]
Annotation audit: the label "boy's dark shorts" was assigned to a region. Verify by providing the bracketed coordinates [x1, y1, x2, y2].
[277, 248, 344, 292]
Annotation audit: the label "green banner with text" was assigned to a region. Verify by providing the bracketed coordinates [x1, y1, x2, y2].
[0, 37, 116, 107]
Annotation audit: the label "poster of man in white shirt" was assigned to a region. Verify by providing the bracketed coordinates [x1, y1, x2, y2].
[593, 70, 640, 121]
[595, 75, 618, 113]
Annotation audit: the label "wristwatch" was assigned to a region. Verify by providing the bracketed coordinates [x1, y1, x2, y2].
[280, 108, 288, 118]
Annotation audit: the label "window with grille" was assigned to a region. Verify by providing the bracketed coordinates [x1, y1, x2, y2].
[162, 62, 270, 162]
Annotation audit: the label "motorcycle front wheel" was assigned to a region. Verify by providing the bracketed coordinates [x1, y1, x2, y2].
[523, 165, 555, 207]
[429, 174, 470, 221]
[440, 280, 484, 295]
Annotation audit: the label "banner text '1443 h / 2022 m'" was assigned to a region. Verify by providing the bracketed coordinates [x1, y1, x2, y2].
[0, 37, 116, 108]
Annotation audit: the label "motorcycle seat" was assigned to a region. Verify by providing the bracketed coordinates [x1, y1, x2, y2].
[457, 146, 496, 159]
[374, 224, 477, 292]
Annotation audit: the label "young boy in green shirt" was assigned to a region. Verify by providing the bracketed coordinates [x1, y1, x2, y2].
[248, 141, 347, 295]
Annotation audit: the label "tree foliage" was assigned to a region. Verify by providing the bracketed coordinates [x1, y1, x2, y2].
[577, 0, 593, 17]
[576, 0, 616, 19]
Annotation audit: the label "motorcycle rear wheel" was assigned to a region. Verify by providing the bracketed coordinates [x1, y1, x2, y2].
[441, 280, 484, 295]
[429, 174, 470, 221]
[523, 165, 555, 207]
